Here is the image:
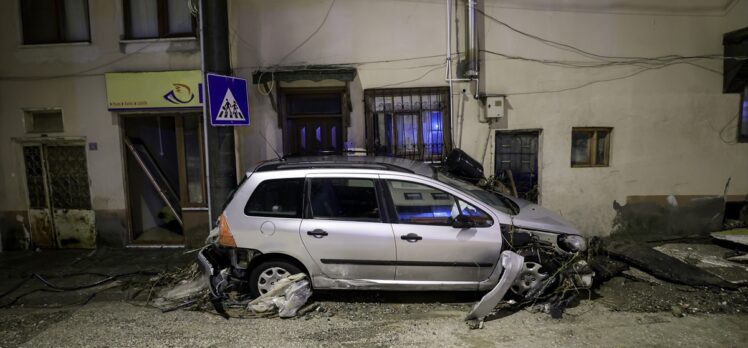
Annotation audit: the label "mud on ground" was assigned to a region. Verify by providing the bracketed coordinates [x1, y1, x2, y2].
[596, 276, 748, 314]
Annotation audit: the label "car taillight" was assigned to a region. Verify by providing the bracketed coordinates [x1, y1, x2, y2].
[217, 214, 237, 248]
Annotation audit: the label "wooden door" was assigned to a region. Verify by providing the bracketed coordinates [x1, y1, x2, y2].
[288, 117, 343, 156]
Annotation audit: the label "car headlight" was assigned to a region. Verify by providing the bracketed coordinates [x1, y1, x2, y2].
[558, 234, 587, 253]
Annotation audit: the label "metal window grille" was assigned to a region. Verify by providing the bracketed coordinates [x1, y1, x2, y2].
[23, 146, 47, 209]
[364, 87, 451, 162]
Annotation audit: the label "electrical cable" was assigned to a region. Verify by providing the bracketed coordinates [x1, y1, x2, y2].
[0, 270, 159, 308]
[0, 40, 157, 81]
[369, 63, 446, 89]
[1, 6, 200, 81]
[502, 61, 708, 96]
[480, 49, 723, 75]
[232, 54, 451, 73]
[274, 0, 336, 68]
[256, 71, 275, 96]
[707, 111, 741, 145]
[475, 7, 748, 64]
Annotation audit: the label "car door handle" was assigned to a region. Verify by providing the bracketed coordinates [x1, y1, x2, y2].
[307, 229, 329, 238]
[400, 233, 422, 242]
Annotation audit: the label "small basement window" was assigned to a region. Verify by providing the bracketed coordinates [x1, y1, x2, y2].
[24, 109, 64, 133]
[571, 127, 611, 167]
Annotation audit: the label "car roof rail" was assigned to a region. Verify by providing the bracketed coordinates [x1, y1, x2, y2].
[255, 162, 416, 174]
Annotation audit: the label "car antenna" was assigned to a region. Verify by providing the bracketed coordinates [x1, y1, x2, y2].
[255, 128, 283, 161]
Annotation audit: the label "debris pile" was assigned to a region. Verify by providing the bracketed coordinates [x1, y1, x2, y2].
[150, 266, 315, 320]
[246, 273, 312, 318]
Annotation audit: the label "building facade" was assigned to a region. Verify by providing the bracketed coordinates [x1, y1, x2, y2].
[1, 0, 747, 249]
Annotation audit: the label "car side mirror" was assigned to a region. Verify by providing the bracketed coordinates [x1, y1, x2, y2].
[452, 214, 476, 229]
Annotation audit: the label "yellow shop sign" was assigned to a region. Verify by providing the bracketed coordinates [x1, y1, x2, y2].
[105, 70, 203, 110]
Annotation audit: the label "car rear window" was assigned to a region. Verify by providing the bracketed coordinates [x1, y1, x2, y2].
[244, 178, 304, 218]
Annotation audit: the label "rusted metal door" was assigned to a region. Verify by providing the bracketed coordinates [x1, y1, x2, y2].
[22, 144, 95, 249]
[23, 146, 55, 248]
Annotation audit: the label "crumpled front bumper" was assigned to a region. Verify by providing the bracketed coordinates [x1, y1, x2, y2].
[465, 250, 525, 321]
[197, 244, 225, 298]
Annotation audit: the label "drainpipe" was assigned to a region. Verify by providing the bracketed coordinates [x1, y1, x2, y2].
[464, 0, 479, 80]
[446, 0, 454, 147]
[446, 0, 471, 148]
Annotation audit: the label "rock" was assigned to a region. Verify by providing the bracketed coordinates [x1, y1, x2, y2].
[671, 305, 684, 317]
[622, 267, 665, 285]
[604, 239, 738, 289]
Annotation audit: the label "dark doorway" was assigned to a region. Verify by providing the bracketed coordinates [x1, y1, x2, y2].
[122, 113, 206, 245]
[495, 131, 540, 203]
[280, 88, 346, 156]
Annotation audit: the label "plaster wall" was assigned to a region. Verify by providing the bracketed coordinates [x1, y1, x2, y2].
[0, 0, 201, 246]
[229, 0, 748, 236]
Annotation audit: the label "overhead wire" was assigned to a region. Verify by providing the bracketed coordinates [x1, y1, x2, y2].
[474, 7, 747, 63]
[274, 0, 336, 68]
[0, 41, 157, 81]
[480, 49, 723, 75]
[369, 63, 446, 89]
[0, 6, 199, 81]
[504, 64, 661, 96]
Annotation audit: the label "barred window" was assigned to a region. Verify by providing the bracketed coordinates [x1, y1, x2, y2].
[364, 88, 451, 162]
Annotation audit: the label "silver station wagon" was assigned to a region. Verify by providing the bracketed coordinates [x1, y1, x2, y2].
[199, 156, 587, 299]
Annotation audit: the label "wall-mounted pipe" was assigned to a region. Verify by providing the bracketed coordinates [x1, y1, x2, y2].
[465, 0, 479, 79]
[447, 0, 454, 145]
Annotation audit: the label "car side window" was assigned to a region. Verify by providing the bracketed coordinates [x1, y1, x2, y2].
[244, 178, 303, 218]
[309, 178, 380, 222]
[386, 180, 492, 226]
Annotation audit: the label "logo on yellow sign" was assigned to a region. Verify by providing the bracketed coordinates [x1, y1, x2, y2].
[163, 83, 195, 104]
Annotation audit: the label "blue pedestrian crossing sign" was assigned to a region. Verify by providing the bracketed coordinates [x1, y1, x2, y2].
[207, 73, 250, 126]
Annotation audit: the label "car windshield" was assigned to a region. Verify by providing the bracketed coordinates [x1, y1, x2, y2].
[435, 171, 519, 215]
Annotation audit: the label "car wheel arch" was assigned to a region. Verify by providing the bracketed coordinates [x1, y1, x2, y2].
[248, 252, 311, 279]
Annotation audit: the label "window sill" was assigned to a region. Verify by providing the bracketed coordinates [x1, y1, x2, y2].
[19, 41, 91, 49]
[571, 164, 610, 168]
[119, 37, 199, 54]
[119, 37, 197, 44]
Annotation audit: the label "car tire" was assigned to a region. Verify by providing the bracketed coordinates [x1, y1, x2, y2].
[248, 260, 304, 298]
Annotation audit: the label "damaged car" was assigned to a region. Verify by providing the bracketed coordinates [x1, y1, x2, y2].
[199, 154, 593, 320]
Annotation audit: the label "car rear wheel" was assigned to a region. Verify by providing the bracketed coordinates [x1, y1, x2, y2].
[248, 260, 304, 298]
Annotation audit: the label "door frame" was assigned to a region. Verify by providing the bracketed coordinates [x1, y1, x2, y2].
[300, 173, 396, 280]
[379, 173, 503, 283]
[492, 129, 543, 204]
[118, 111, 207, 246]
[278, 87, 348, 156]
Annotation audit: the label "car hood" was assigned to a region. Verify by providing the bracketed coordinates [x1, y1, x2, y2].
[507, 197, 580, 235]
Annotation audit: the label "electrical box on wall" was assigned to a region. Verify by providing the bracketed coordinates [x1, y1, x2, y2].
[485, 96, 506, 118]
